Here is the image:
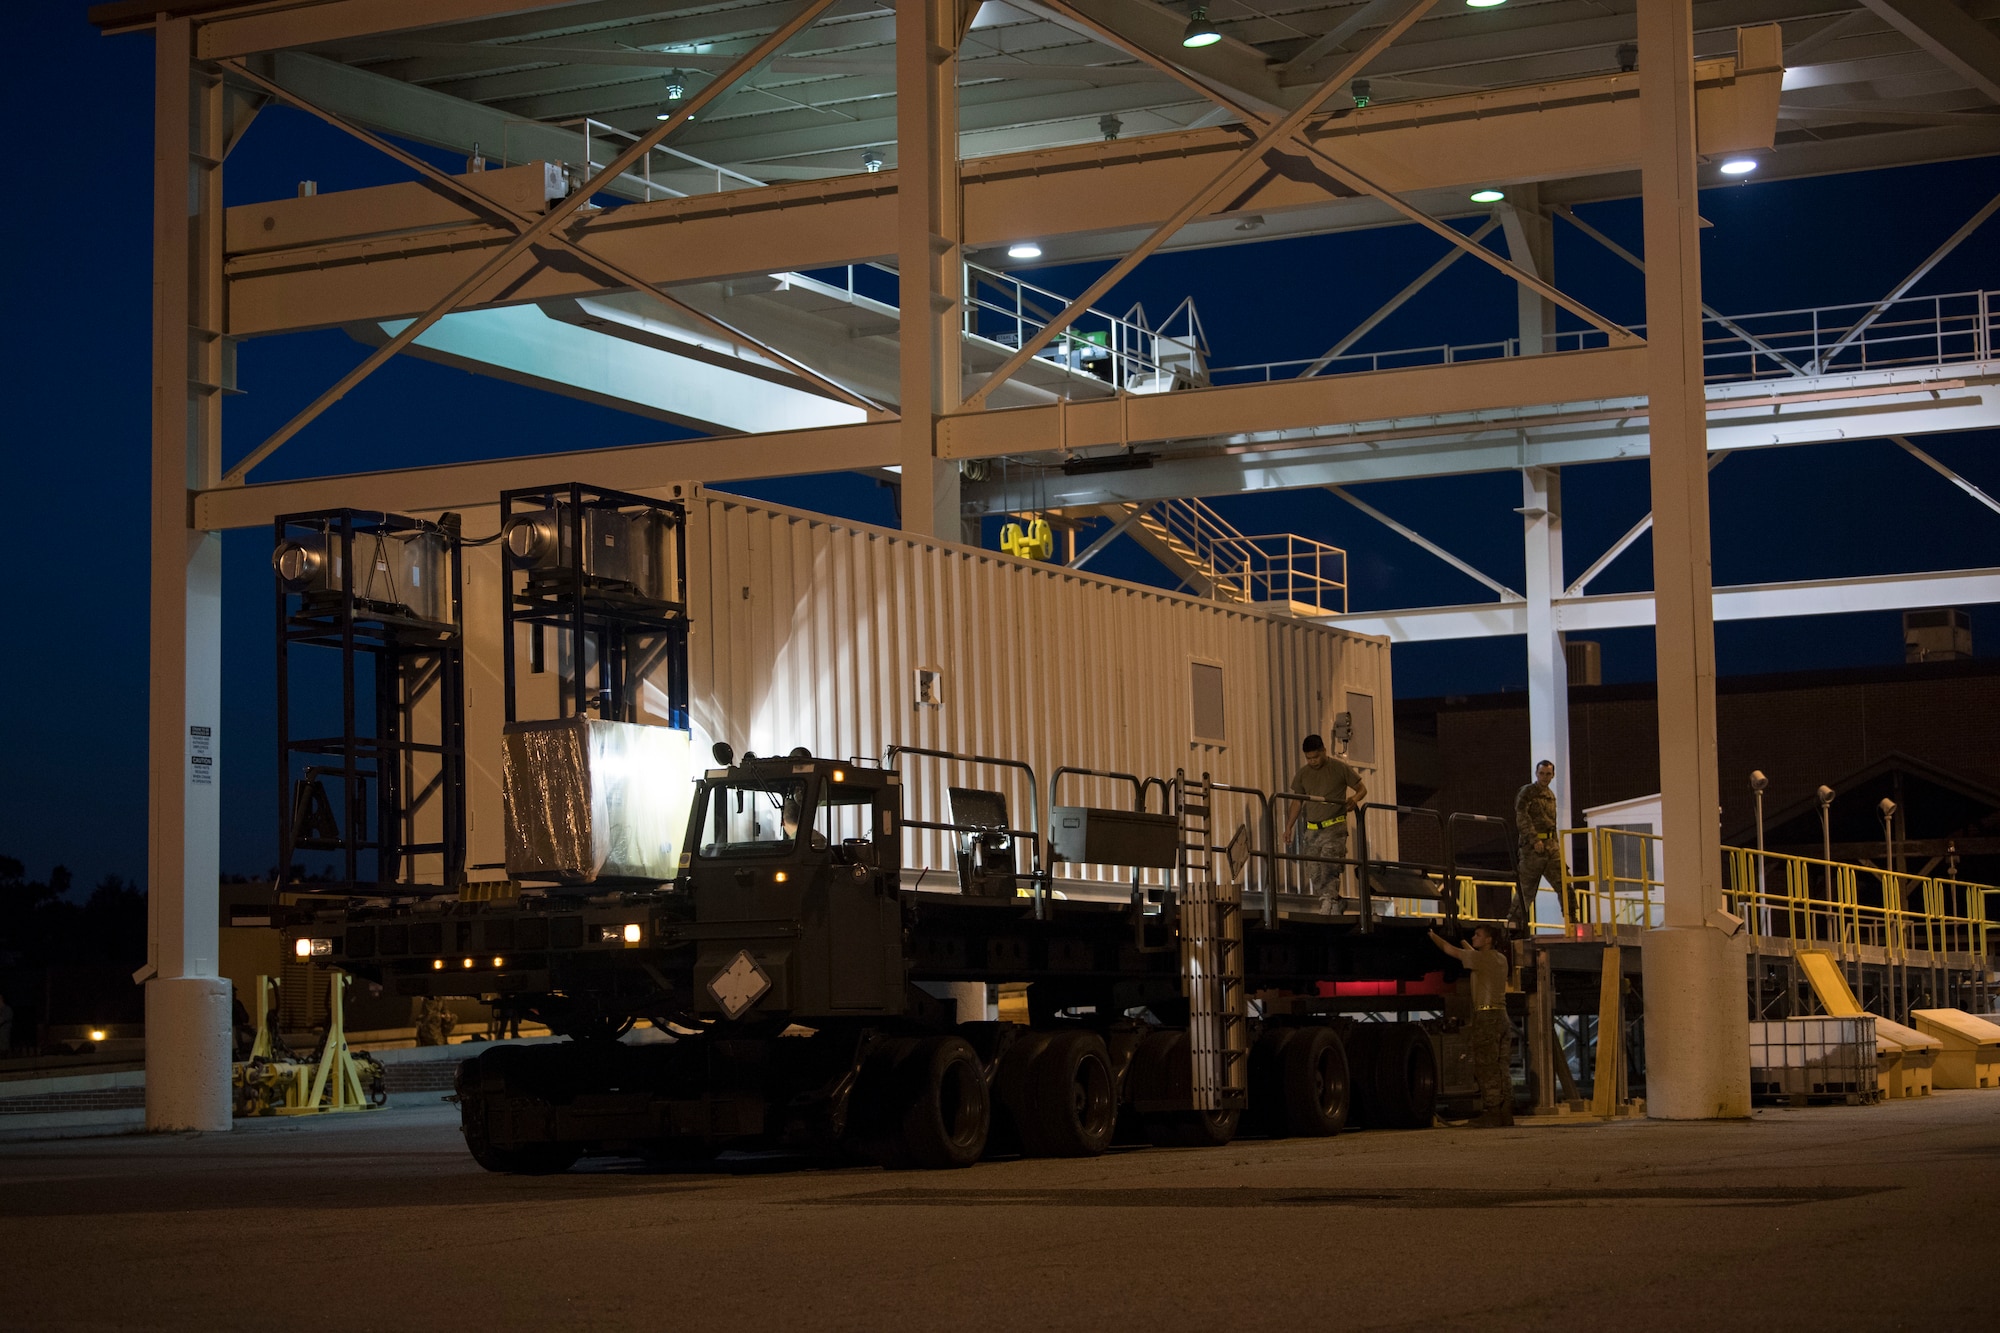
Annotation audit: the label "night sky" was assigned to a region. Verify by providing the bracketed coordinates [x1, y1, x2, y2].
[3, 6, 1996, 890]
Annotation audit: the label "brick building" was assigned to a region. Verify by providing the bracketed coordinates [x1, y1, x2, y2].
[1394, 657, 2000, 881]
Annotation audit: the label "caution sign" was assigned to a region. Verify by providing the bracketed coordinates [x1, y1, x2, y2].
[188, 724, 214, 787]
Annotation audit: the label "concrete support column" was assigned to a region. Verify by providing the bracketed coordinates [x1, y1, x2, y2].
[895, 0, 964, 541]
[145, 18, 231, 1132]
[1521, 467, 1571, 828]
[1636, 0, 1749, 1119]
[1499, 184, 1555, 356]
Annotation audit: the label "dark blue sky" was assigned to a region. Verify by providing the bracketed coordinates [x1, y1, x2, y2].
[3, 6, 1996, 889]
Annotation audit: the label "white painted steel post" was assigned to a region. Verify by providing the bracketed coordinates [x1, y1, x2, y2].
[1521, 467, 1571, 836]
[146, 17, 232, 1132]
[895, 0, 966, 541]
[1635, 0, 1750, 1120]
[1500, 184, 1555, 356]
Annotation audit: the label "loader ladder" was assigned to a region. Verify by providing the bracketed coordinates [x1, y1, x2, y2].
[1178, 771, 1249, 1111]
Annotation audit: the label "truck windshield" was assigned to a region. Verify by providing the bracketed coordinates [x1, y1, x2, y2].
[699, 779, 808, 856]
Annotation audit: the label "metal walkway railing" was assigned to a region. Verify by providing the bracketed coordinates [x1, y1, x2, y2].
[1099, 497, 1349, 615]
[1206, 287, 2000, 388]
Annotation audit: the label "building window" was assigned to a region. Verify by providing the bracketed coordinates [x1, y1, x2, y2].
[1191, 660, 1225, 745]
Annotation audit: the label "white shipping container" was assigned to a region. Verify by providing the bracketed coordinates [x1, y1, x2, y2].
[456, 487, 1395, 892]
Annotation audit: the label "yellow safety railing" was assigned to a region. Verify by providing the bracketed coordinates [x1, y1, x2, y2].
[1557, 826, 1998, 961]
[1374, 829, 1999, 963]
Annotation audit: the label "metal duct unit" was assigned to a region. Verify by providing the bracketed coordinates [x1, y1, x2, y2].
[274, 518, 454, 626]
[503, 501, 678, 602]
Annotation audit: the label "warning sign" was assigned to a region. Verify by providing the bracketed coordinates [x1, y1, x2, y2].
[189, 724, 214, 787]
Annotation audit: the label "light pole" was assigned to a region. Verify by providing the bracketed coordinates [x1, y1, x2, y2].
[1750, 770, 1769, 936]
[1880, 797, 1898, 878]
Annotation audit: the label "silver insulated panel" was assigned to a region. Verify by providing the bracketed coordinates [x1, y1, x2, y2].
[500, 716, 691, 883]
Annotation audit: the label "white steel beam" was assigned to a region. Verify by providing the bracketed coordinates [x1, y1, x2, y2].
[958, 361, 2000, 513]
[896, 0, 965, 540]
[1016, 0, 1285, 113]
[1299, 217, 1500, 377]
[1892, 435, 2000, 516]
[1325, 484, 1519, 600]
[221, 54, 1782, 338]
[958, 0, 1442, 410]
[1636, 0, 1744, 1120]
[220, 0, 848, 485]
[1808, 188, 2000, 374]
[1521, 467, 1572, 828]
[1855, 0, 2000, 103]
[145, 17, 231, 1135]
[353, 305, 868, 435]
[192, 421, 899, 532]
[1328, 568, 2000, 641]
[942, 345, 1649, 458]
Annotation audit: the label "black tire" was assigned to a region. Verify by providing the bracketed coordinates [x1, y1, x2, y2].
[988, 1029, 1053, 1156]
[1280, 1026, 1350, 1137]
[1148, 1107, 1241, 1148]
[884, 1035, 990, 1169]
[1021, 1030, 1117, 1157]
[1368, 1023, 1439, 1129]
[461, 1099, 582, 1174]
[1245, 1027, 1297, 1136]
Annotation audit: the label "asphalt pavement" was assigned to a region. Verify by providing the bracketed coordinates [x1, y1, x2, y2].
[2, 1089, 1994, 1331]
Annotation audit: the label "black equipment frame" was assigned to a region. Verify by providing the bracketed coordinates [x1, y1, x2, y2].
[275, 508, 465, 896]
[499, 483, 689, 727]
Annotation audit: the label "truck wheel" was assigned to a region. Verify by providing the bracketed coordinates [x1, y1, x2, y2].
[462, 1105, 581, 1174]
[1281, 1026, 1350, 1137]
[988, 1030, 1053, 1156]
[886, 1035, 990, 1170]
[1246, 1027, 1297, 1137]
[1022, 1031, 1116, 1157]
[1368, 1023, 1439, 1129]
[1147, 1107, 1240, 1149]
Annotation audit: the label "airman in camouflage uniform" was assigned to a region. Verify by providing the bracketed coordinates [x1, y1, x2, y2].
[1282, 733, 1367, 908]
[1514, 760, 1567, 930]
[1431, 925, 1514, 1126]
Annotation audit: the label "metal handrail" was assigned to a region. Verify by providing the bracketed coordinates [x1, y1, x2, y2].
[884, 743, 1047, 918]
[1206, 286, 2000, 388]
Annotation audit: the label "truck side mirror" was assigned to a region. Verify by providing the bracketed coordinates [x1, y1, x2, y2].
[712, 741, 735, 766]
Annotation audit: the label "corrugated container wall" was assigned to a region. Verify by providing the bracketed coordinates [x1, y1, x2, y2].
[452, 488, 1393, 888]
[681, 491, 1396, 890]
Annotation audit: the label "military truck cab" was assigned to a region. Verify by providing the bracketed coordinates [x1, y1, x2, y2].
[683, 754, 905, 1024]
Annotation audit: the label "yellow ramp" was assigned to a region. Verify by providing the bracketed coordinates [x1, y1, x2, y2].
[1797, 949, 1863, 1017]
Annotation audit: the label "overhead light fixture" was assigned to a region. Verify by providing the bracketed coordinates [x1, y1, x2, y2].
[1616, 42, 1638, 72]
[1234, 214, 1266, 232]
[1720, 158, 1758, 176]
[1182, 6, 1221, 47]
[1007, 241, 1043, 260]
[1466, 0, 1507, 8]
[1100, 113, 1122, 141]
[863, 150, 883, 173]
[1470, 188, 1506, 203]
[1351, 79, 1371, 108]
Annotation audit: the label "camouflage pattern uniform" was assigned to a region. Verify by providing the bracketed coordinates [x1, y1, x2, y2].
[1292, 757, 1363, 904]
[1514, 780, 1566, 929]
[1471, 1008, 1514, 1122]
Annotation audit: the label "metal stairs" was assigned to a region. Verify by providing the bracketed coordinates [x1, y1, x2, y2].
[1079, 498, 1349, 616]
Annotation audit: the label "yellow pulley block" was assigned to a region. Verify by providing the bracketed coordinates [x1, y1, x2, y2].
[1000, 516, 1055, 561]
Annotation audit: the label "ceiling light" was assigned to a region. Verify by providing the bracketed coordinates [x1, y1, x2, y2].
[863, 150, 883, 173]
[1007, 241, 1043, 260]
[1466, 0, 1507, 8]
[1351, 79, 1371, 108]
[1720, 158, 1757, 176]
[664, 77, 685, 102]
[1182, 6, 1221, 47]
[1470, 188, 1506, 203]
